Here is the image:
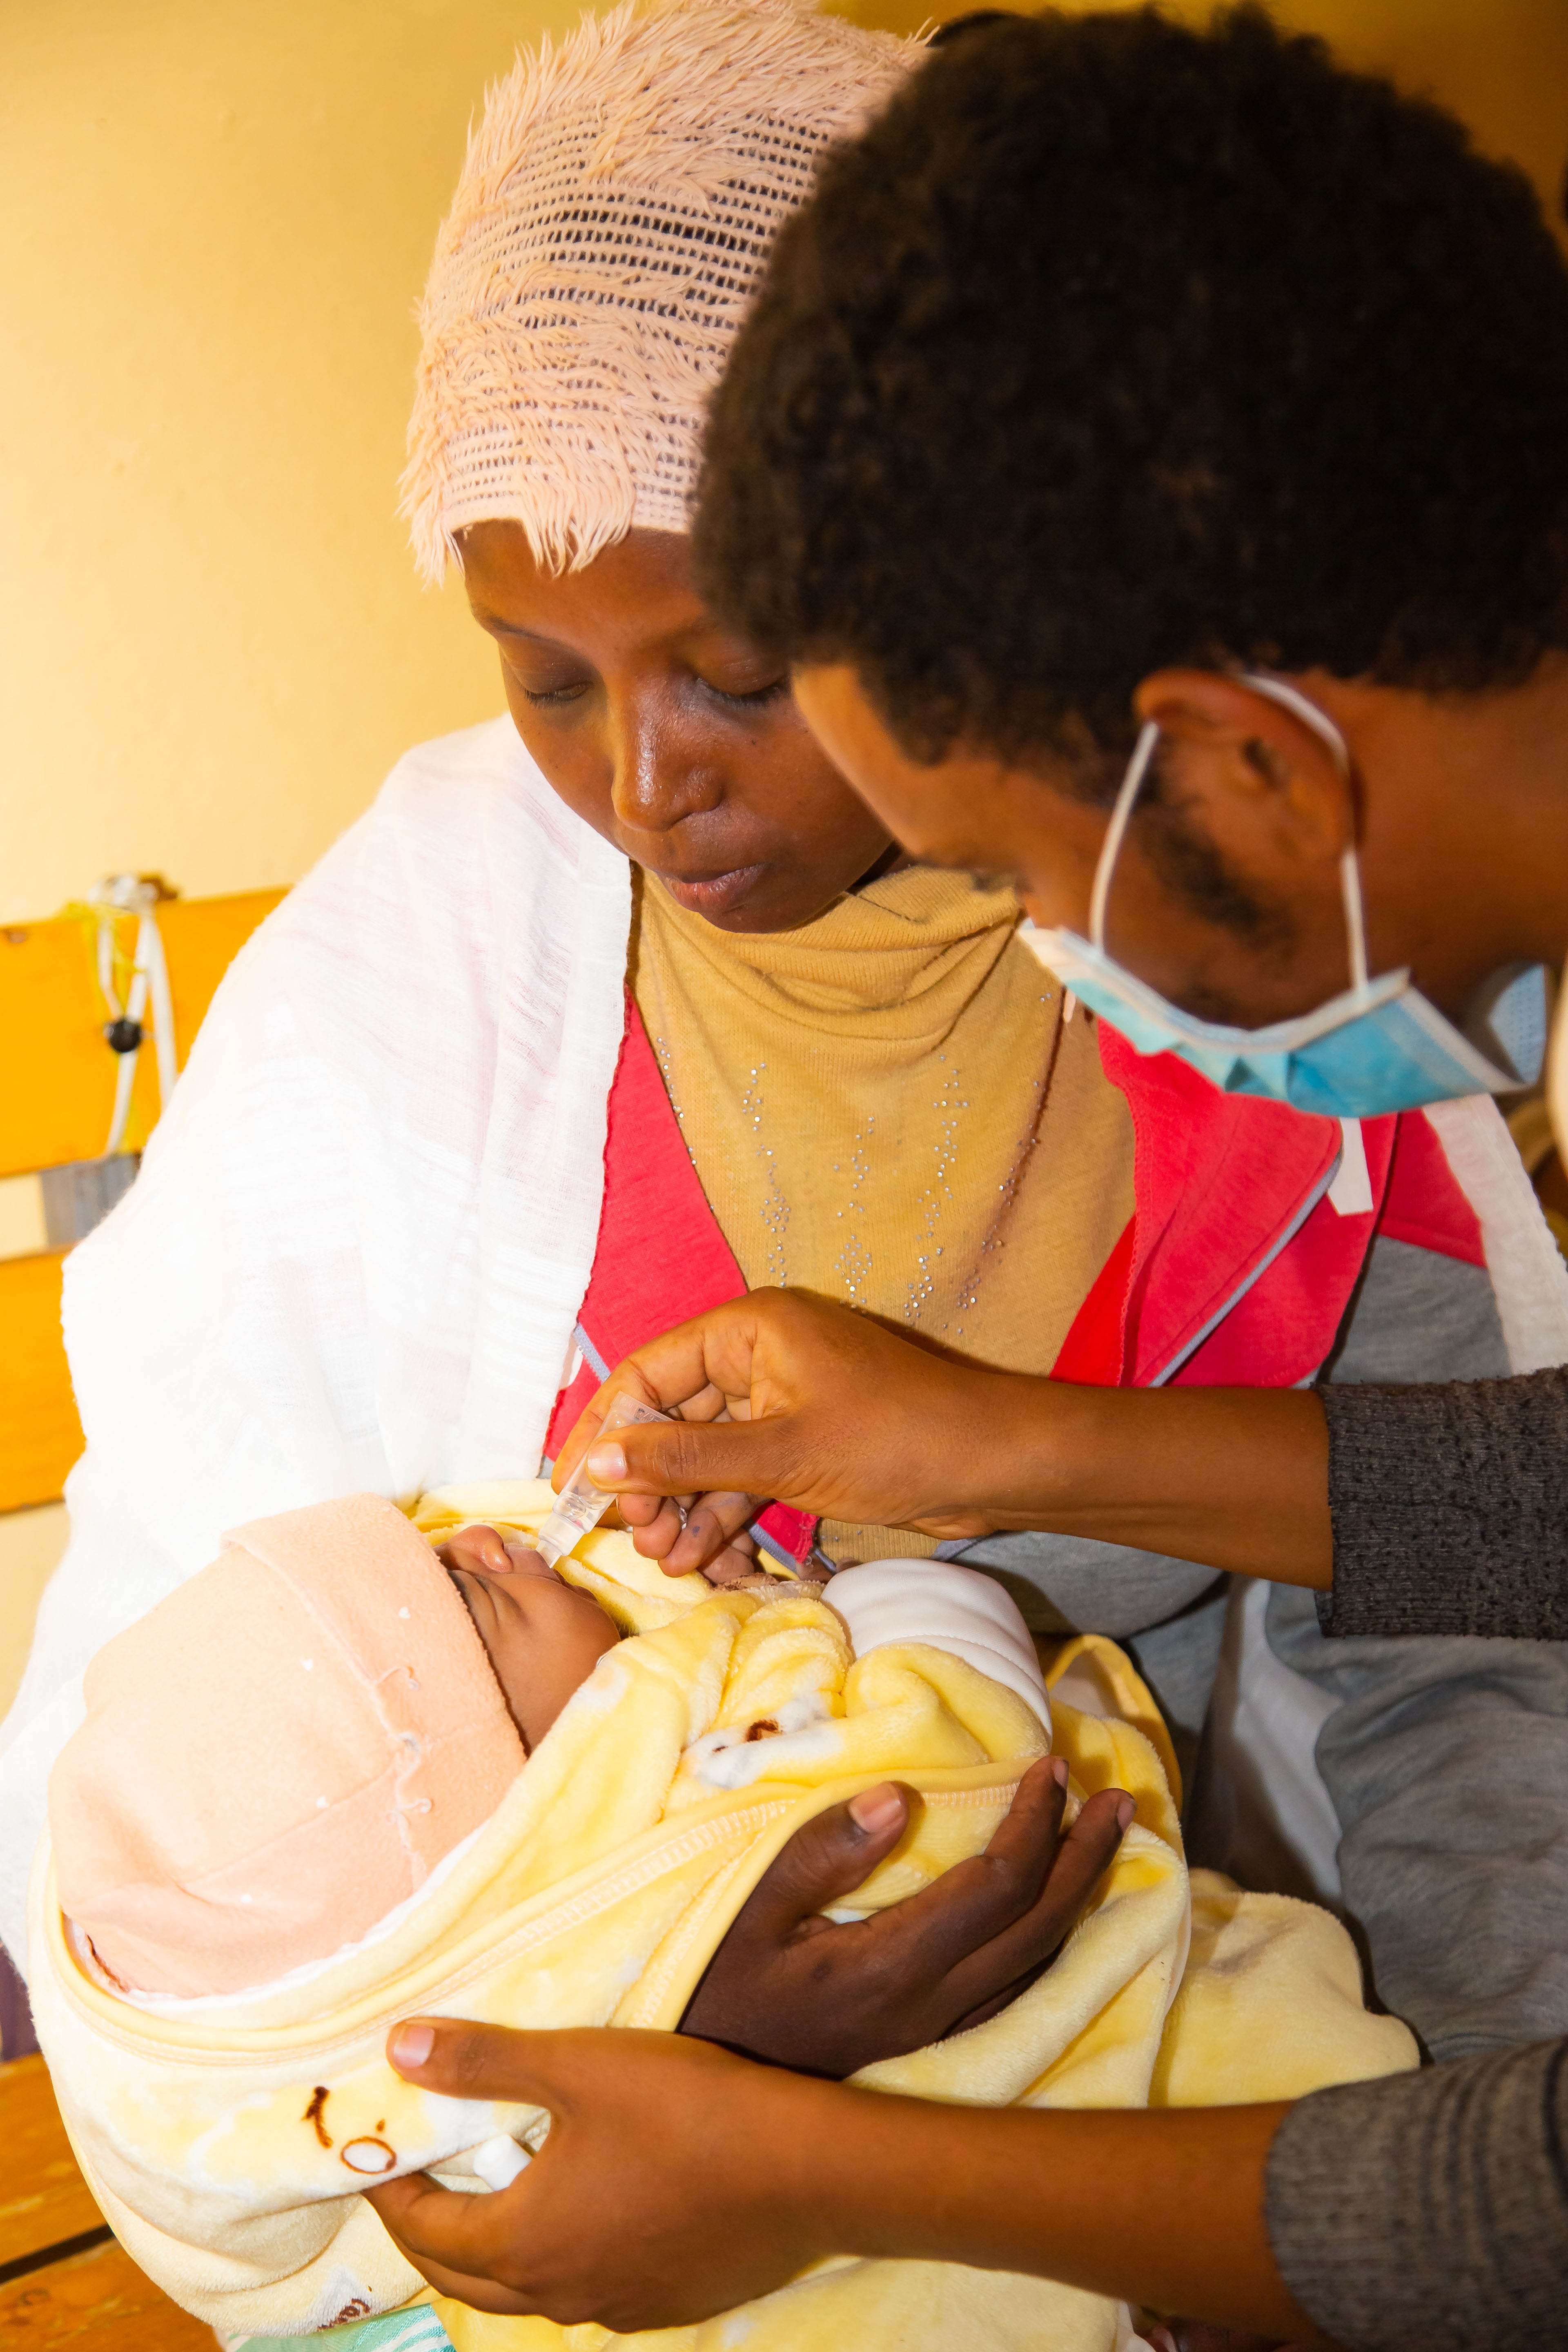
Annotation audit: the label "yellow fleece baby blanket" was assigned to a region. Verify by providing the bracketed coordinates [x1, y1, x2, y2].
[30, 1482, 1416, 2351]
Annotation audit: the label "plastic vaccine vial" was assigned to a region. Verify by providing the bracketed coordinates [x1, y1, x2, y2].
[535, 1391, 675, 1567]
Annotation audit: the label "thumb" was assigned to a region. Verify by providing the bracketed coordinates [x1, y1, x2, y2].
[587, 1419, 786, 1503]
[733, 1785, 913, 1939]
[386, 2017, 577, 2111]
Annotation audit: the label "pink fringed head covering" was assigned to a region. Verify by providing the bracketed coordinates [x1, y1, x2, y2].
[401, 0, 919, 580]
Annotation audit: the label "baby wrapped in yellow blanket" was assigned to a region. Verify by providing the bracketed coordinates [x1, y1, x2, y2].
[31, 1483, 1415, 2352]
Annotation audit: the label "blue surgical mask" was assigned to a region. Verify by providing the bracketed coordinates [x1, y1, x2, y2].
[1020, 673, 1545, 1119]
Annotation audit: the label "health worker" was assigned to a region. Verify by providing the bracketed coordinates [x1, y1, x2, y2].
[368, 12, 1568, 2350]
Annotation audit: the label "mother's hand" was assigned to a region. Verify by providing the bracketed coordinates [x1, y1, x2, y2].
[678, 1756, 1130, 2075]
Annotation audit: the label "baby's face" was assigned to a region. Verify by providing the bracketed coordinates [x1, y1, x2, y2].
[442, 1525, 619, 1753]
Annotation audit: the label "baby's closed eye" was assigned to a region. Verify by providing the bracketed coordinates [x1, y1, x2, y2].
[446, 1549, 620, 1756]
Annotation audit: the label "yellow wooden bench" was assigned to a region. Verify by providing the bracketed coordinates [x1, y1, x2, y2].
[0, 2054, 213, 2346]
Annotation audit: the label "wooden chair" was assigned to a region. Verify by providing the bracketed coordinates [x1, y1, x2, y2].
[0, 887, 283, 1523]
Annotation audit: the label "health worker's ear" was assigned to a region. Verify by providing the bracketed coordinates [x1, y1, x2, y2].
[1132, 669, 1356, 870]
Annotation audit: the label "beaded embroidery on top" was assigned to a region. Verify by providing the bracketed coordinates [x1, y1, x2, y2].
[402, 0, 918, 580]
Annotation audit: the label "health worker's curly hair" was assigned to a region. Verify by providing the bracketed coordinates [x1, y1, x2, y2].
[694, 4, 1568, 789]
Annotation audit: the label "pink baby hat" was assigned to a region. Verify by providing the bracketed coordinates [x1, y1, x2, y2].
[49, 1494, 525, 1998]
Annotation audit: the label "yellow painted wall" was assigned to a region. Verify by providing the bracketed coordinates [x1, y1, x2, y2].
[1, 0, 562, 924]
[3, 0, 1565, 929]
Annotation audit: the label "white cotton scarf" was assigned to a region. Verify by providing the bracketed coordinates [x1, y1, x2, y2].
[0, 719, 630, 1960]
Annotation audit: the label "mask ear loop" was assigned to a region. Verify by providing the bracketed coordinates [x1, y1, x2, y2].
[1095, 682, 1367, 993]
[1237, 673, 1367, 999]
[1089, 720, 1161, 953]
[1339, 845, 1369, 994]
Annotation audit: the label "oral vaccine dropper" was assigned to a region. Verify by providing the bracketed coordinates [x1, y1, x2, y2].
[535, 1391, 675, 1567]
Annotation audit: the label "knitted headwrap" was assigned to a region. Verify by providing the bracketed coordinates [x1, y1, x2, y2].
[401, 0, 919, 580]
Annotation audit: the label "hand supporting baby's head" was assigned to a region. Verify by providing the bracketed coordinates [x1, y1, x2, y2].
[49, 1495, 619, 2001]
[438, 1524, 619, 1752]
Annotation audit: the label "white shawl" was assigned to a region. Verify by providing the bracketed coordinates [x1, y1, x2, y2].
[0, 719, 630, 1961]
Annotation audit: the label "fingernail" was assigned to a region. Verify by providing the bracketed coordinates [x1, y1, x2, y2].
[586, 1443, 627, 1486]
[390, 2022, 435, 2070]
[1049, 1756, 1069, 1786]
[849, 1786, 904, 1835]
[1116, 1799, 1135, 1832]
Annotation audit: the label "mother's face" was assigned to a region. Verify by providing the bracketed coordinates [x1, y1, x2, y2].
[460, 521, 895, 933]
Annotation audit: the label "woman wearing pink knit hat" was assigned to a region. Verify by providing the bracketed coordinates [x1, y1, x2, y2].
[0, 0, 1542, 2198]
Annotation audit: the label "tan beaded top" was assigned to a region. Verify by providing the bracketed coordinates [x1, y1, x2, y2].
[632, 864, 1134, 1562]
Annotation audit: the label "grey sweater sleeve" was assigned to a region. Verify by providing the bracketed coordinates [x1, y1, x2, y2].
[1265, 2039, 1568, 2351]
[1318, 1366, 1568, 1638]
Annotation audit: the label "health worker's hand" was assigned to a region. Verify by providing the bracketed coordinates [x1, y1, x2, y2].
[552, 1288, 1336, 1592]
[679, 1757, 1131, 2074]
[365, 2027, 1319, 2341]
[441, 1513, 758, 1592]
[367, 2025, 839, 2326]
[554, 1289, 1022, 1576]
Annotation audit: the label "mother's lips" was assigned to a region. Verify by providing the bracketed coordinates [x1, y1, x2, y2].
[652, 864, 767, 916]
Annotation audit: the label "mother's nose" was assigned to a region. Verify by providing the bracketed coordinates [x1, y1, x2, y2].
[606, 684, 725, 835]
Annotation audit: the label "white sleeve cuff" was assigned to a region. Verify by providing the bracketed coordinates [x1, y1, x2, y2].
[826, 1559, 1050, 1733]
